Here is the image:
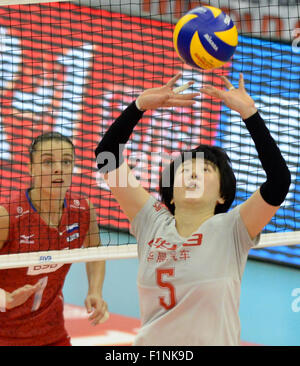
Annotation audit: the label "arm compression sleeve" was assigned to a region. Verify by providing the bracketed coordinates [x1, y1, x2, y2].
[243, 111, 291, 206]
[95, 101, 144, 173]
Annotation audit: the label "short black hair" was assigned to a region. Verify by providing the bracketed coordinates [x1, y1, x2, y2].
[159, 144, 236, 215]
[29, 132, 75, 163]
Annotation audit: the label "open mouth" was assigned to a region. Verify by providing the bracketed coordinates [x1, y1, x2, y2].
[184, 180, 204, 198]
[52, 179, 64, 184]
[186, 182, 200, 189]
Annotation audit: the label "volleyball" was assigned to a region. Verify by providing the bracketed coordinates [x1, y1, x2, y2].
[173, 6, 238, 70]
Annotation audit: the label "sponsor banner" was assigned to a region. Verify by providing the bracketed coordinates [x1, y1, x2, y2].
[0, 1, 299, 269]
[80, 0, 300, 41]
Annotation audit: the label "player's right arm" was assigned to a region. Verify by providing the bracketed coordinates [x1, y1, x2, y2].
[0, 205, 9, 249]
[1, 283, 42, 311]
[95, 73, 199, 222]
[103, 161, 150, 222]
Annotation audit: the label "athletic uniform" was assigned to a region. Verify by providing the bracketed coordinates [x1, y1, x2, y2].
[131, 196, 260, 346]
[95, 100, 290, 346]
[0, 189, 90, 346]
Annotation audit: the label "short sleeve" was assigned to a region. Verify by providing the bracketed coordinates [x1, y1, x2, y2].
[229, 205, 261, 253]
[130, 195, 160, 242]
[130, 195, 173, 257]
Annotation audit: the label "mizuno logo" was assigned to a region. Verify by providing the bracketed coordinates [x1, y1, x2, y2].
[204, 33, 218, 51]
[20, 234, 35, 244]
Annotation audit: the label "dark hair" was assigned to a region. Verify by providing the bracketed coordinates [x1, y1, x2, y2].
[29, 132, 75, 163]
[159, 144, 236, 215]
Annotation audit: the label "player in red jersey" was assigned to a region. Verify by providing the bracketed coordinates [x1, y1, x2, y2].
[0, 132, 108, 346]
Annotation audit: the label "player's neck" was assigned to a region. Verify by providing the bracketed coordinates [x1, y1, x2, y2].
[174, 206, 214, 238]
[29, 188, 64, 214]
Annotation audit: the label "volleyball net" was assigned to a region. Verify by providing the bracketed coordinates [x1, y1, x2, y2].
[0, 0, 299, 269]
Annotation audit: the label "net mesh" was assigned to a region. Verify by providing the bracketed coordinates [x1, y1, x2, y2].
[0, 0, 299, 268]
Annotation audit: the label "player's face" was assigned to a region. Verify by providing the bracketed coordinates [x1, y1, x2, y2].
[173, 158, 224, 210]
[30, 139, 74, 198]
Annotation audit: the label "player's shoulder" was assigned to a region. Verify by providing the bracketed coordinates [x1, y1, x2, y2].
[4, 189, 26, 202]
[0, 189, 28, 211]
[131, 195, 171, 230]
[211, 205, 240, 228]
[143, 196, 171, 218]
[151, 199, 166, 213]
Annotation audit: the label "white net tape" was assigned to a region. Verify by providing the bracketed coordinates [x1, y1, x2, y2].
[0, 232, 299, 269]
[0, 0, 69, 5]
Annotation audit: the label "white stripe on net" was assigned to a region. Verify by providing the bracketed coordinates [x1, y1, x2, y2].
[0, 244, 138, 270]
[255, 231, 300, 249]
[0, 232, 299, 269]
[0, 0, 69, 5]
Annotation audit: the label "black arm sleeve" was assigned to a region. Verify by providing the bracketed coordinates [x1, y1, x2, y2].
[95, 101, 145, 173]
[243, 111, 291, 206]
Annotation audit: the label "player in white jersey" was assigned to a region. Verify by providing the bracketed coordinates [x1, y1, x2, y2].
[95, 73, 291, 345]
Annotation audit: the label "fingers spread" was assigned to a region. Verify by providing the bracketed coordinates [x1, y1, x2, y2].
[174, 92, 200, 100]
[200, 86, 223, 99]
[220, 75, 234, 90]
[166, 73, 182, 88]
[173, 81, 194, 94]
[165, 98, 197, 107]
[239, 73, 245, 90]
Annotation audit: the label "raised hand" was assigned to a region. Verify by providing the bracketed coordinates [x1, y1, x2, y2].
[200, 73, 257, 119]
[136, 73, 199, 111]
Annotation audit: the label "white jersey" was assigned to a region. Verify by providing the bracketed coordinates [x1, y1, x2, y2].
[130, 196, 260, 346]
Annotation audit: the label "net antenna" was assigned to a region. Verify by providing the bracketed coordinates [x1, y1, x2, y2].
[0, 0, 299, 270]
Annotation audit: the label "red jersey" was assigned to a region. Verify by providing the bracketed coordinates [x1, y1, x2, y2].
[0, 189, 90, 346]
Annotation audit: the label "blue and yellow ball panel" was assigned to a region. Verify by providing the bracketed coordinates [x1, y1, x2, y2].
[173, 6, 238, 70]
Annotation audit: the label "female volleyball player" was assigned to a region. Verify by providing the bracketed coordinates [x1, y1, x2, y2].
[0, 132, 108, 346]
[95, 73, 291, 346]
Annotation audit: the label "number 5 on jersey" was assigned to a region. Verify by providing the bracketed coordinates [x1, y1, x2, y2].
[156, 268, 176, 310]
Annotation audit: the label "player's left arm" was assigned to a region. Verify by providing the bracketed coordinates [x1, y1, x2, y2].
[238, 107, 290, 239]
[200, 73, 291, 240]
[83, 200, 109, 325]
